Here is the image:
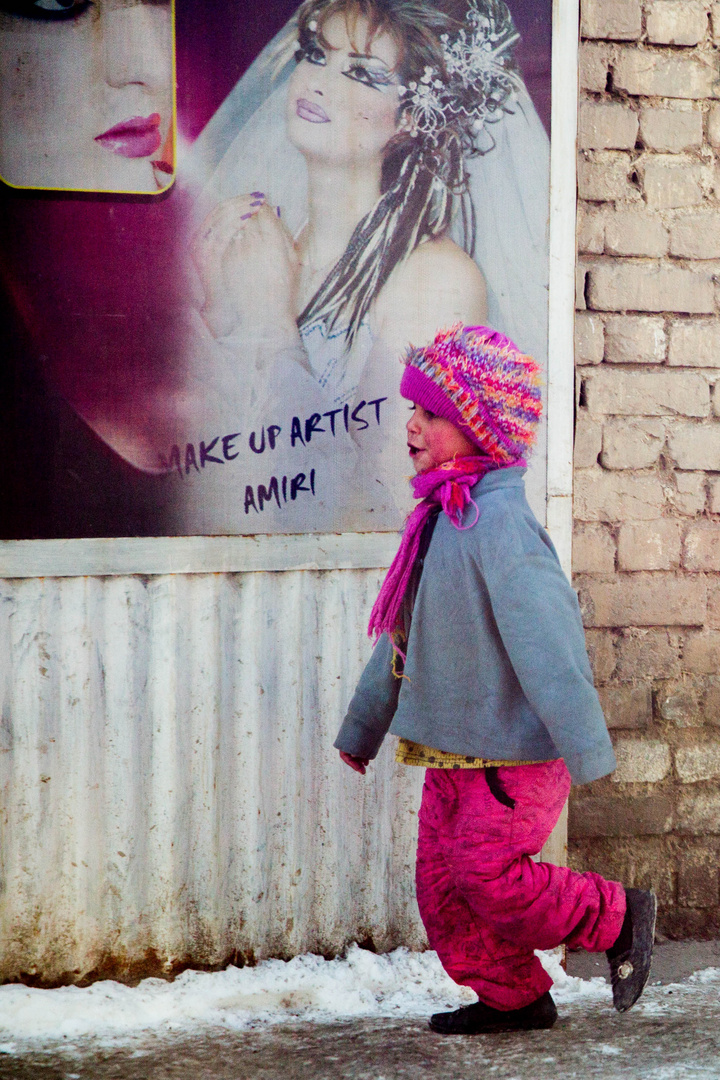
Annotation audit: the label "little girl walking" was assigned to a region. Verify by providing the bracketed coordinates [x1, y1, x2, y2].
[334, 325, 656, 1034]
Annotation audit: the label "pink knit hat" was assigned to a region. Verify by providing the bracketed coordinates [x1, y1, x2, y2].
[400, 324, 542, 464]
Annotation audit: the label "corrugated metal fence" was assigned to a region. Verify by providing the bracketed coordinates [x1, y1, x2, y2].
[0, 569, 426, 984]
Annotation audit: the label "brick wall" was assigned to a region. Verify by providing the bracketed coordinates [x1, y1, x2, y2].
[570, 0, 720, 937]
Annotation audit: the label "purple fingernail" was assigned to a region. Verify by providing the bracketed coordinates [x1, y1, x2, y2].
[250, 191, 265, 199]
[276, 206, 282, 218]
[240, 212, 253, 220]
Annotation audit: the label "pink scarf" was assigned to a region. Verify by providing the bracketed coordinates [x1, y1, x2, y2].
[368, 455, 519, 653]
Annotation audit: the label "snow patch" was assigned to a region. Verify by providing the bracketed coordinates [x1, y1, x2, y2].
[536, 948, 610, 1005]
[0, 946, 607, 1048]
[689, 967, 720, 985]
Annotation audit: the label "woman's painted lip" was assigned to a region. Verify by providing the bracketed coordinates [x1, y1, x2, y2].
[95, 114, 162, 158]
[296, 98, 330, 123]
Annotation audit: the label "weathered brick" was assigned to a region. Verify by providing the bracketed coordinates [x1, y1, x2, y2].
[702, 676, 720, 723]
[713, 383, 720, 418]
[673, 421, 720, 473]
[581, 0, 642, 39]
[676, 790, 720, 833]
[579, 42, 613, 92]
[585, 628, 617, 682]
[604, 209, 668, 257]
[668, 320, 720, 367]
[639, 107, 703, 152]
[578, 572, 706, 626]
[678, 855, 719, 908]
[669, 422, 720, 469]
[646, 1, 708, 45]
[613, 49, 719, 99]
[573, 523, 616, 573]
[612, 739, 671, 782]
[575, 841, 678, 905]
[577, 152, 641, 202]
[617, 519, 682, 570]
[709, 476, 720, 512]
[683, 630, 720, 672]
[579, 102, 639, 150]
[658, 681, 702, 728]
[708, 580, 720, 628]
[585, 369, 709, 417]
[670, 215, 720, 260]
[575, 313, 605, 365]
[570, 795, 673, 837]
[604, 315, 666, 364]
[574, 469, 665, 522]
[685, 521, 720, 571]
[672, 471, 707, 515]
[712, 1, 720, 43]
[587, 263, 714, 314]
[617, 630, 681, 680]
[707, 102, 720, 147]
[574, 412, 603, 468]
[601, 417, 665, 470]
[599, 683, 652, 728]
[576, 264, 588, 311]
[577, 205, 606, 256]
[675, 742, 720, 782]
[642, 156, 706, 210]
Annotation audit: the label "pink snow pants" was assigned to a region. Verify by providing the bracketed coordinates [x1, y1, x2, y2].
[416, 760, 626, 1011]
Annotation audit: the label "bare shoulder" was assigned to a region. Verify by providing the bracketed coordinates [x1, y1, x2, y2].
[373, 237, 488, 355]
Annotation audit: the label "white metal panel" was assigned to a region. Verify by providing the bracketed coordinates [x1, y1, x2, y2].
[546, 0, 580, 578]
[0, 570, 426, 983]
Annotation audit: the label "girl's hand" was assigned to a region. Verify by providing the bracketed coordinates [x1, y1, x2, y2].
[339, 751, 370, 775]
[193, 194, 300, 343]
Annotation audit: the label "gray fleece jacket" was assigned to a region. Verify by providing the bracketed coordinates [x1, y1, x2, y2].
[334, 467, 616, 785]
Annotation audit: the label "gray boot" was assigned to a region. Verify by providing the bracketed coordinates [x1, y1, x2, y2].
[606, 887, 657, 1012]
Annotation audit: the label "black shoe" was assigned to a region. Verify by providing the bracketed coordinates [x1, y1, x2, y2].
[606, 887, 657, 1012]
[429, 991, 558, 1035]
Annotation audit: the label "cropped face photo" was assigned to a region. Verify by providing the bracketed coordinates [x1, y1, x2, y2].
[0, 0, 174, 193]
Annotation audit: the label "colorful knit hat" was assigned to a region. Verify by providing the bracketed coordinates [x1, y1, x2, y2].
[400, 324, 542, 464]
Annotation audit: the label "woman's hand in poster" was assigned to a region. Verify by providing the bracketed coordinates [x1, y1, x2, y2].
[194, 194, 300, 345]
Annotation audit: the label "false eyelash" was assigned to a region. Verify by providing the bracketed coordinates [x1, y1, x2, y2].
[0, 0, 93, 21]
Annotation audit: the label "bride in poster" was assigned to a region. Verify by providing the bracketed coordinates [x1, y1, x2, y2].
[178, 0, 549, 533]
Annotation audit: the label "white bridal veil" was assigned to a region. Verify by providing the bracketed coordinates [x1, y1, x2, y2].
[184, 5, 551, 527]
[191, 10, 550, 367]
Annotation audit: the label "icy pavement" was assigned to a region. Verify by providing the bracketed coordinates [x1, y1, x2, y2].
[0, 943, 719, 1079]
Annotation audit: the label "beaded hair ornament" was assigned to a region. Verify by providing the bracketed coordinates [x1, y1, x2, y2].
[398, 0, 522, 146]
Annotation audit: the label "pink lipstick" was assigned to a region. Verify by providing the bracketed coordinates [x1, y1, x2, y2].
[95, 114, 162, 158]
[296, 98, 330, 123]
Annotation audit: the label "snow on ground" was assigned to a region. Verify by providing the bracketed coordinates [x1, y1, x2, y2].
[0, 946, 610, 1050]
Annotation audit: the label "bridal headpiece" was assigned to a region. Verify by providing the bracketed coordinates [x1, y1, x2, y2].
[398, 0, 521, 145]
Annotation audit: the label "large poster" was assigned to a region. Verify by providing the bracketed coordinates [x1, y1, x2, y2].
[0, 0, 551, 539]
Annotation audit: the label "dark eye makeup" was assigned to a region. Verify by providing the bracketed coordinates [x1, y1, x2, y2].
[0, 0, 93, 19]
[1, 0, 168, 18]
[296, 34, 395, 93]
[295, 41, 327, 67]
[344, 61, 394, 92]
